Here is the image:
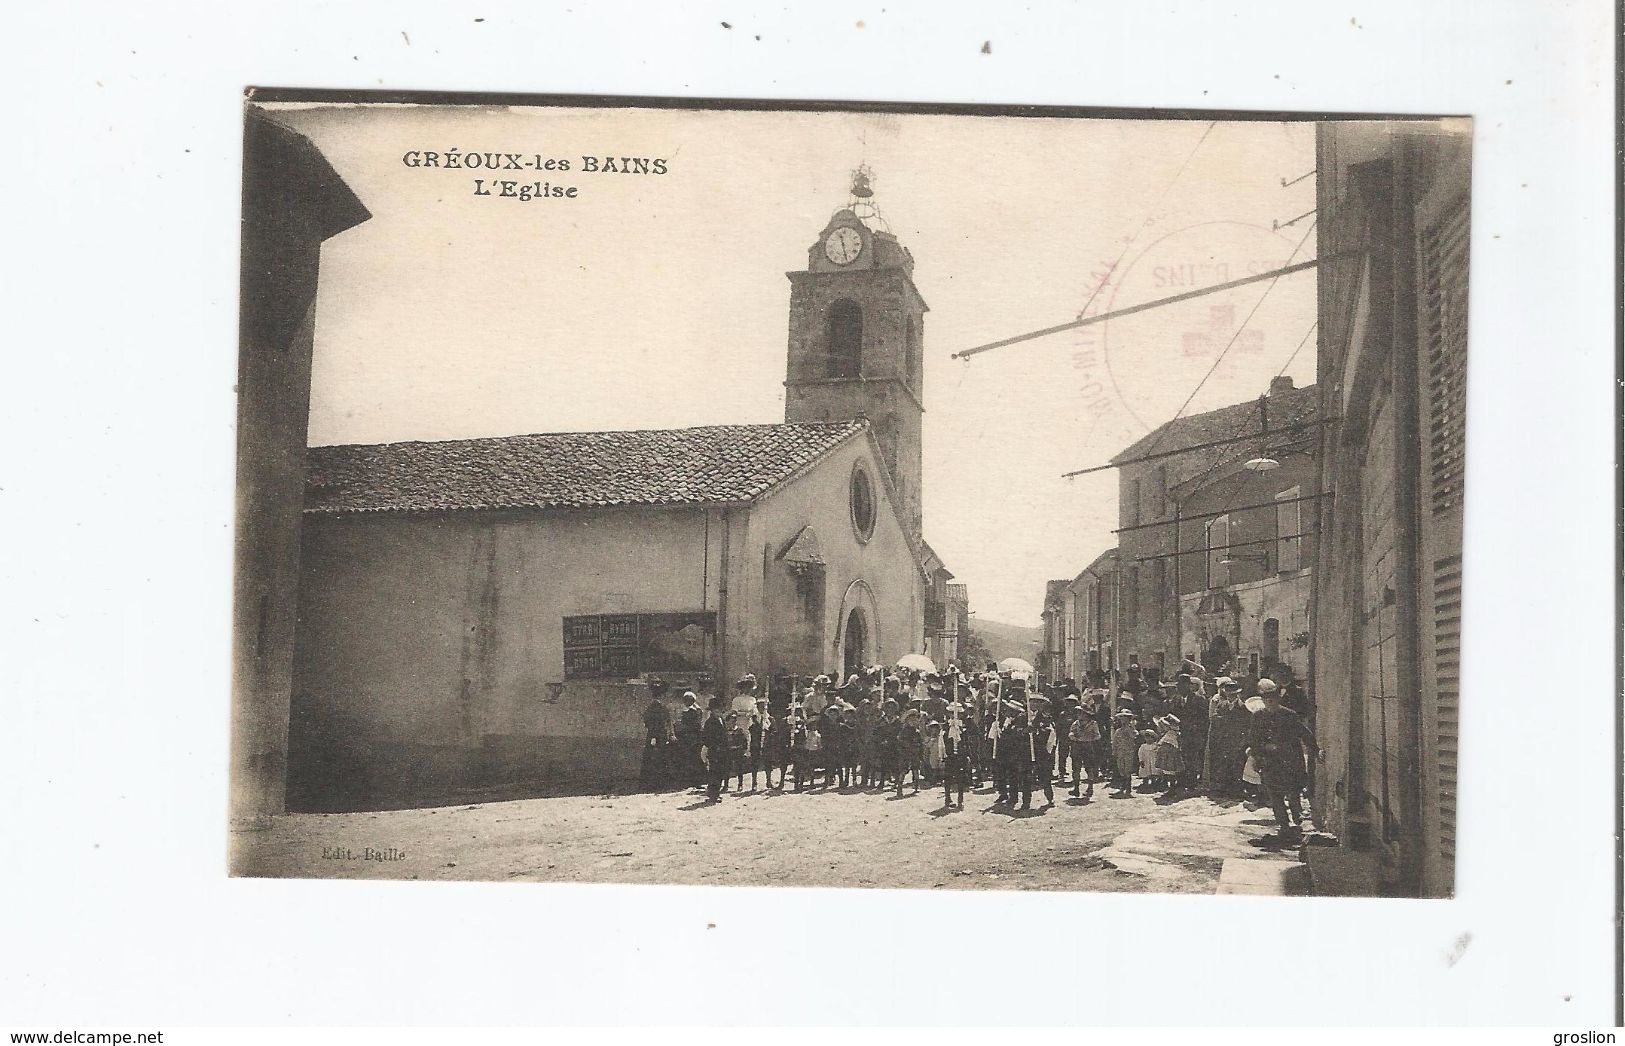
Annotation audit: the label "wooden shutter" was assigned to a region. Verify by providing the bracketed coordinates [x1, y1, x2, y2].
[1424, 205, 1469, 515]
[1414, 187, 1469, 897]
[1276, 486, 1302, 572]
[1206, 515, 1230, 588]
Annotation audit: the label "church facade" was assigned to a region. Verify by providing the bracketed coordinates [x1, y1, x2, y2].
[285, 190, 939, 810]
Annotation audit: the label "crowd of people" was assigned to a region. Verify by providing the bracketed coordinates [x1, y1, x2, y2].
[640, 657, 1322, 838]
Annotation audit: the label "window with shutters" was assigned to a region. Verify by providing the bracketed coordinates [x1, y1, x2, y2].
[1127, 478, 1142, 527]
[1432, 554, 1462, 872]
[1416, 189, 1468, 894]
[1276, 486, 1303, 572]
[903, 314, 918, 384]
[1422, 203, 1468, 515]
[1205, 514, 1231, 589]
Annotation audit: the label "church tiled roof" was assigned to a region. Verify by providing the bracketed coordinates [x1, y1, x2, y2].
[305, 421, 867, 514]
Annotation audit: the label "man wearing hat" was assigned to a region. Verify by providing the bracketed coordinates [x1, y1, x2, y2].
[1246, 679, 1321, 836]
[893, 707, 925, 796]
[1002, 707, 1038, 810]
[748, 696, 773, 791]
[674, 691, 705, 787]
[1205, 677, 1250, 797]
[700, 696, 731, 803]
[761, 698, 791, 790]
[924, 674, 949, 726]
[1025, 696, 1058, 808]
[991, 700, 1025, 806]
[803, 675, 830, 717]
[640, 682, 674, 788]
[940, 695, 972, 809]
[871, 699, 899, 790]
[1053, 692, 1080, 785]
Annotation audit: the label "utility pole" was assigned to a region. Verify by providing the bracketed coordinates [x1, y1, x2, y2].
[1110, 563, 1122, 716]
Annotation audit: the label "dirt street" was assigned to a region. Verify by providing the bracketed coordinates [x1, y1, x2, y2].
[236, 775, 1309, 894]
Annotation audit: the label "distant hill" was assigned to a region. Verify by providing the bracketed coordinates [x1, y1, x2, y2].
[966, 617, 1042, 665]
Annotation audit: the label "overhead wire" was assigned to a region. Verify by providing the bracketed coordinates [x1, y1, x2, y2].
[962, 122, 1217, 449]
[1123, 218, 1318, 466]
[1130, 315, 1322, 595]
[1075, 121, 1217, 323]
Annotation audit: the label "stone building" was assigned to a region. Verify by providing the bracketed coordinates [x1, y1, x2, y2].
[291, 421, 925, 810]
[920, 542, 958, 667]
[231, 110, 371, 823]
[944, 582, 970, 664]
[1109, 377, 1319, 678]
[281, 180, 941, 810]
[1038, 579, 1072, 681]
[1171, 445, 1317, 684]
[1065, 547, 1120, 679]
[785, 202, 927, 538]
[1308, 120, 1469, 898]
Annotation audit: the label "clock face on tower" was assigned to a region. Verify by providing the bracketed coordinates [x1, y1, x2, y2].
[823, 226, 863, 265]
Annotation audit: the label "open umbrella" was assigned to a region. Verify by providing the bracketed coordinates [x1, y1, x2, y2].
[996, 657, 1035, 675]
[895, 653, 937, 674]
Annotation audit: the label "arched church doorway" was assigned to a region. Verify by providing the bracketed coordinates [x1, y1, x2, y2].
[1202, 634, 1233, 675]
[833, 579, 880, 681]
[843, 608, 868, 681]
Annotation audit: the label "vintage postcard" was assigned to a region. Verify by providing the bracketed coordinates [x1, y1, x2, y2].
[231, 93, 1470, 898]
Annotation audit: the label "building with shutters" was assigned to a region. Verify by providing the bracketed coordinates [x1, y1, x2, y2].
[1065, 548, 1121, 680]
[276, 175, 944, 811]
[944, 583, 970, 664]
[920, 542, 959, 667]
[1308, 120, 1469, 898]
[1038, 579, 1073, 681]
[1109, 378, 1319, 682]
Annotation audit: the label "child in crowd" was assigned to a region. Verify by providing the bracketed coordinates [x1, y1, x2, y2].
[749, 698, 768, 791]
[1110, 710, 1138, 798]
[1154, 714, 1185, 796]
[726, 713, 749, 793]
[820, 709, 843, 788]
[763, 705, 791, 790]
[838, 711, 858, 788]
[799, 716, 823, 791]
[895, 710, 925, 795]
[1241, 749, 1263, 800]
[1068, 712, 1102, 798]
[1137, 729, 1160, 792]
[923, 720, 944, 786]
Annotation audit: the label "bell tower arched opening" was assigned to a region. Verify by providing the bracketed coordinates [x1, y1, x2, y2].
[826, 299, 863, 378]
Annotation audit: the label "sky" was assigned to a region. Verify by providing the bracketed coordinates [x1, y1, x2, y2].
[267, 102, 1317, 626]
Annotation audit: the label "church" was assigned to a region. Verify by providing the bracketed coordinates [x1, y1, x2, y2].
[285, 179, 945, 811]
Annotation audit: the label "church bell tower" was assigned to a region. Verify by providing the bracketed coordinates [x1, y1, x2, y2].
[784, 169, 927, 539]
